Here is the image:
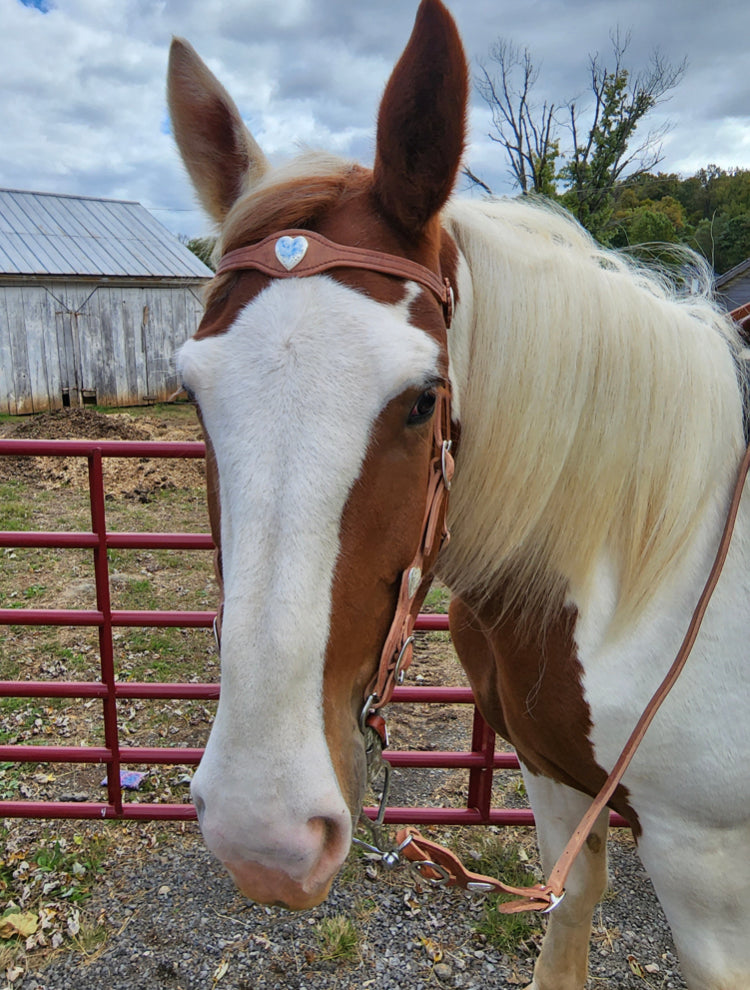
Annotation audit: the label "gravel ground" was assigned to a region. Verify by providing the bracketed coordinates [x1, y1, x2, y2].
[12, 825, 686, 990]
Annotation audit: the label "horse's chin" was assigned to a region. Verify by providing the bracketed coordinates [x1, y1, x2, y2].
[223, 858, 336, 911]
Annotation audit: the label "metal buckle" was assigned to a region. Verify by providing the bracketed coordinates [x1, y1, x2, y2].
[412, 858, 452, 886]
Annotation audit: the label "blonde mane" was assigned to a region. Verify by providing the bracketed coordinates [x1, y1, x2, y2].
[439, 196, 748, 625]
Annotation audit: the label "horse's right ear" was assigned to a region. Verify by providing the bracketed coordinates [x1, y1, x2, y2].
[167, 38, 269, 223]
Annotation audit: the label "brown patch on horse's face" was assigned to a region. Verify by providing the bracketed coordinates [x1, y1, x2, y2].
[449, 592, 641, 834]
[284, 191, 456, 813]
[324, 386, 439, 810]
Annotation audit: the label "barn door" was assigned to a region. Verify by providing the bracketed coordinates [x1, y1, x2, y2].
[55, 308, 83, 407]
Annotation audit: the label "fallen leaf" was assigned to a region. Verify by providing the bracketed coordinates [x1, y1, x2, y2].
[0, 912, 38, 940]
[627, 954, 647, 978]
[67, 910, 81, 937]
[212, 958, 229, 983]
[420, 937, 443, 962]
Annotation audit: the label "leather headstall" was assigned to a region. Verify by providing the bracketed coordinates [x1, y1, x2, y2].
[216, 228, 454, 328]
[211, 228, 456, 744]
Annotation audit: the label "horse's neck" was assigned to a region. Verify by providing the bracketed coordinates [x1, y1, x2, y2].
[440, 198, 746, 625]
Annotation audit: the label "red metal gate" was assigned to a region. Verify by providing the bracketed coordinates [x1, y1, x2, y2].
[0, 436, 583, 829]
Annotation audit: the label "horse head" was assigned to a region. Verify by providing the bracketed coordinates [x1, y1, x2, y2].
[168, 0, 467, 909]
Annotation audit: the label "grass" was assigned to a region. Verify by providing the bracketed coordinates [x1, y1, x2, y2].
[0, 481, 33, 530]
[315, 915, 360, 962]
[452, 831, 543, 956]
[0, 824, 112, 969]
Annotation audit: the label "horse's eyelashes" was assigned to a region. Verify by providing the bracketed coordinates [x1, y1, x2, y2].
[407, 389, 437, 425]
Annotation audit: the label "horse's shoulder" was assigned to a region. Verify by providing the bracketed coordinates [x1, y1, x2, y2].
[449, 590, 638, 824]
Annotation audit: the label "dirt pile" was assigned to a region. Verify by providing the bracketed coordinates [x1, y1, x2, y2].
[1, 406, 205, 498]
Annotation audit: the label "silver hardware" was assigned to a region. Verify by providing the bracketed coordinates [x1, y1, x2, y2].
[441, 439, 453, 489]
[542, 890, 566, 913]
[352, 826, 413, 871]
[359, 693, 379, 736]
[413, 858, 452, 886]
[407, 566, 422, 599]
[393, 636, 414, 686]
[274, 234, 309, 270]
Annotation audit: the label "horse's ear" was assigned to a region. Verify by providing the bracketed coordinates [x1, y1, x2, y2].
[167, 38, 269, 223]
[373, 0, 468, 239]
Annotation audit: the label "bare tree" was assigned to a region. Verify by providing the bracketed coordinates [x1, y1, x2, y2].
[476, 41, 558, 195]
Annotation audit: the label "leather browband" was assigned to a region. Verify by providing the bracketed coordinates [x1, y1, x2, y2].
[216, 229, 453, 322]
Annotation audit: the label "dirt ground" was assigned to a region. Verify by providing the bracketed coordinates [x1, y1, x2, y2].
[0, 405, 205, 498]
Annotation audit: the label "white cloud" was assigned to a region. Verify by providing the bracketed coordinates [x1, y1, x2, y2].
[0, 0, 748, 238]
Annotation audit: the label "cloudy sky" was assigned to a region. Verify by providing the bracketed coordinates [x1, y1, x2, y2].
[2, 0, 749, 240]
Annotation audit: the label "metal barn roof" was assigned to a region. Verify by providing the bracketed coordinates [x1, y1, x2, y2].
[0, 188, 212, 279]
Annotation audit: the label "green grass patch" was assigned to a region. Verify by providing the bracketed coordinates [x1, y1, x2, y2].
[315, 914, 359, 962]
[423, 583, 450, 613]
[455, 833, 543, 955]
[0, 482, 32, 530]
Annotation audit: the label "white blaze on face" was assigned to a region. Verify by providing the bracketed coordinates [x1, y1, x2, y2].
[178, 276, 439, 885]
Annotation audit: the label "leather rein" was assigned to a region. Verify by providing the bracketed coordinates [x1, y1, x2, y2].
[209, 230, 750, 916]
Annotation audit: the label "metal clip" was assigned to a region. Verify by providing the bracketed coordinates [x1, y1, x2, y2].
[352, 825, 414, 872]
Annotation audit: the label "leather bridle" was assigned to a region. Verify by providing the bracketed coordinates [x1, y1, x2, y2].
[205, 231, 750, 916]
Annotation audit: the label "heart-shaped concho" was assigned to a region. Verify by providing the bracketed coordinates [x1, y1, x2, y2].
[275, 235, 309, 271]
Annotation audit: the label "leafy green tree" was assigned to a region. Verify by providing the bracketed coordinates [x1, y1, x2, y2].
[472, 32, 685, 242]
[181, 235, 216, 270]
[691, 213, 750, 274]
[629, 208, 678, 244]
[558, 36, 685, 241]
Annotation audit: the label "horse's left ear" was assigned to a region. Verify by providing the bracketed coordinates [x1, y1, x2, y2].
[373, 0, 468, 239]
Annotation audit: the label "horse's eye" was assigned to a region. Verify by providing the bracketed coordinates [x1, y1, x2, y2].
[407, 389, 437, 425]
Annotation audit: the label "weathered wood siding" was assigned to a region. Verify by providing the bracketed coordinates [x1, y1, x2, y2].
[0, 279, 206, 414]
[717, 270, 750, 314]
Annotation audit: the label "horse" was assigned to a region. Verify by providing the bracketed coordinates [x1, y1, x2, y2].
[166, 2, 750, 988]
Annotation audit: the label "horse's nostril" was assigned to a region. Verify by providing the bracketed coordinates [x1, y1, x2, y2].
[193, 792, 206, 826]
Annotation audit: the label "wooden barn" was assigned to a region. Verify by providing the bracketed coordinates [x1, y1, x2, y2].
[0, 188, 213, 414]
[715, 257, 750, 314]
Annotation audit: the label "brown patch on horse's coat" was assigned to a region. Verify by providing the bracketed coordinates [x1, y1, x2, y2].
[449, 593, 641, 835]
[586, 832, 603, 854]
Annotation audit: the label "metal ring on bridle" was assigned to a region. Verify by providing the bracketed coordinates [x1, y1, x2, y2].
[359, 692, 379, 735]
[393, 635, 414, 686]
[412, 858, 452, 886]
